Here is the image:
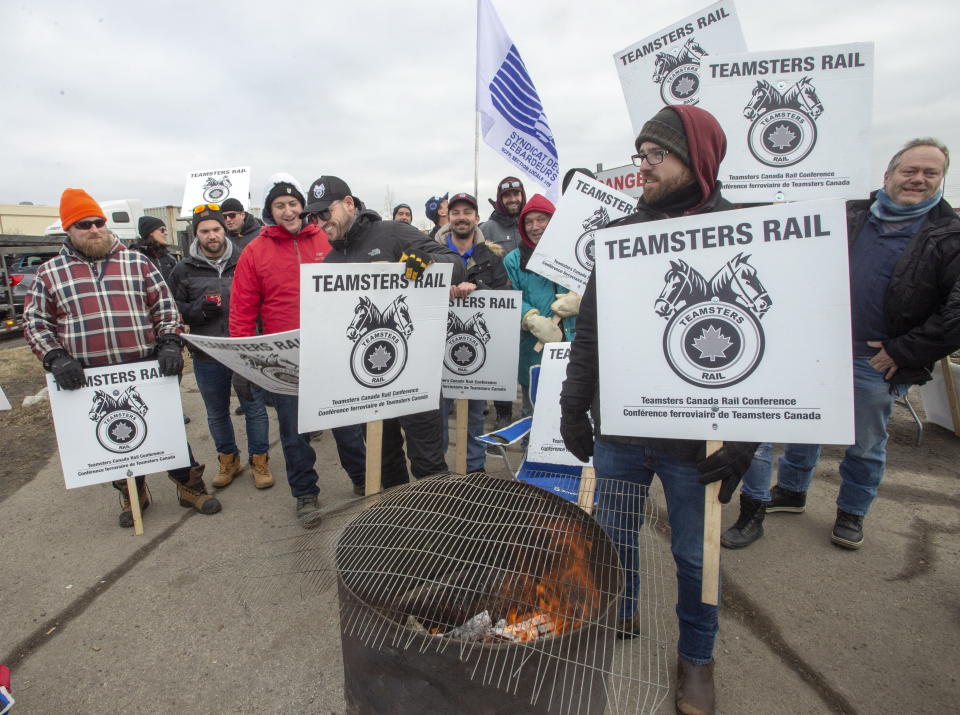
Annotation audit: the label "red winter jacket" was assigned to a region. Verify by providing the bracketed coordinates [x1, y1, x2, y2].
[229, 223, 331, 336]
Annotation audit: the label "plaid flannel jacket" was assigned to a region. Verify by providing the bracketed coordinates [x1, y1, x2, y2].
[23, 240, 182, 367]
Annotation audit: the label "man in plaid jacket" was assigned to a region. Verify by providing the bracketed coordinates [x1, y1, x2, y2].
[23, 188, 221, 527]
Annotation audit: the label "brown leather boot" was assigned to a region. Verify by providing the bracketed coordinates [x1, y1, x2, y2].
[212, 452, 242, 488]
[675, 658, 715, 715]
[117, 480, 151, 528]
[250, 453, 274, 489]
[170, 466, 221, 514]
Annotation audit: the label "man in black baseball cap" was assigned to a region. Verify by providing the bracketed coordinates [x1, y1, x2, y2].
[305, 174, 467, 489]
[220, 197, 263, 251]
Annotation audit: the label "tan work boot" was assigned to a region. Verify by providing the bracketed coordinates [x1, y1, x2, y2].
[212, 452, 242, 488]
[675, 658, 715, 715]
[117, 480, 151, 528]
[250, 453, 274, 489]
[170, 466, 221, 515]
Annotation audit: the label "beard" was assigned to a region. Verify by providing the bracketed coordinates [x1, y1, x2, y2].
[73, 234, 114, 260]
[451, 222, 474, 239]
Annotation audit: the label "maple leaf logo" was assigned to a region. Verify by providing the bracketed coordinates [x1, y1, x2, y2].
[111, 421, 134, 441]
[674, 76, 696, 96]
[367, 345, 393, 371]
[453, 344, 474, 364]
[767, 124, 797, 150]
[691, 325, 733, 362]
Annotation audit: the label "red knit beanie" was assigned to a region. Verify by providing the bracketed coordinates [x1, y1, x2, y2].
[59, 188, 106, 229]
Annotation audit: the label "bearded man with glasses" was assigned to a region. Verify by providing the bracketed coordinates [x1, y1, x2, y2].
[24, 188, 219, 528]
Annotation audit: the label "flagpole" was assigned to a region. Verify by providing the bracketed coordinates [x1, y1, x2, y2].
[474, 0, 480, 199]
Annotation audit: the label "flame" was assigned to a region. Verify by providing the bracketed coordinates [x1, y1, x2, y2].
[501, 518, 601, 642]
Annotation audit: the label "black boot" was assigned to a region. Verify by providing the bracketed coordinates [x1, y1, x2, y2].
[721, 494, 766, 549]
[831, 509, 864, 549]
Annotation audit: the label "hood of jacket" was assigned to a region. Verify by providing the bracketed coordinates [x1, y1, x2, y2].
[517, 194, 557, 249]
[434, 224, 502, 254]
[665, 105, 727, 214]
[187, 235, 235, 267]
[261, 172, 307, 226]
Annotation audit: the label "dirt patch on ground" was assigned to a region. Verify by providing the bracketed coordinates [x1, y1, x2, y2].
[0, 345, 54, 501]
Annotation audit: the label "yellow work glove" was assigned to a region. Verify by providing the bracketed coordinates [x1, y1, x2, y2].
[399, 250, 432, 280]
[522, 308, 562, 344]
[550, 292, 581, 318]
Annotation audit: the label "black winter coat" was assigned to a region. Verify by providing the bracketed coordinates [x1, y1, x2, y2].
[560, 186, 733, 461]
[325, 209, 467, 284]
[847, 193, 960, 384]
[131, 241, 178, 284]
[229, 213, 263, 252]
[434, 226, 510, 290]
[167, 246, 239, 360]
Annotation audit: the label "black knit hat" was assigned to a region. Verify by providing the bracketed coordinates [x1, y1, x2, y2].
[138, 215, 165, 240]
[191, 205, 227, 236]
[264, 182, 306, 217]
[635, 107, 690, 168]
[392, 203, 412, 219]
[220, 197, 245, 213]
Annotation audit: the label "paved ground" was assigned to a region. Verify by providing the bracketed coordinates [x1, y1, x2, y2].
[1, 372, 957, 713]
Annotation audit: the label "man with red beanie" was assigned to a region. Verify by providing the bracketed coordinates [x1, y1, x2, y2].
[559, 106, 758, 714]
[24, 188, 220, 527]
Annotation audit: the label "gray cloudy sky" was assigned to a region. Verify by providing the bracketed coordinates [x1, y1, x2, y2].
[2, 0, 958, 220]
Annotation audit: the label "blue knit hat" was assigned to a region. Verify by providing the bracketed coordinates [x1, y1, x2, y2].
[424, 193, 448, 223]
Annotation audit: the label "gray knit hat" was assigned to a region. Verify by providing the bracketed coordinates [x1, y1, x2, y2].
[635, 107, 690, 168]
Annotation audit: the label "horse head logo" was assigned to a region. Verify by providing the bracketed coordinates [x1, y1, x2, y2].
[655, 259, 709, 318]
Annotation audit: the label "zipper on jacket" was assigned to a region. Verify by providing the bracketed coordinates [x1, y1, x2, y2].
[293, 239, 302, 263]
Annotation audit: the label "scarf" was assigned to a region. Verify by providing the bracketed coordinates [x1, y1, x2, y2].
[870, 188, 942, 222]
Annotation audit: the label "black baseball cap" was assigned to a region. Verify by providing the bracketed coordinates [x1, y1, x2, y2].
[302, 175, 353, 214]
[448, 192, 478, 211]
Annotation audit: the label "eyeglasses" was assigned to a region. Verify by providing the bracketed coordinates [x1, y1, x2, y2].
[74, 218, 107, 230]
[631, 149, 670, 167]
[192, 203, 221, 213]
[499, 180, 522, 191]
[221, 212, 239, 220]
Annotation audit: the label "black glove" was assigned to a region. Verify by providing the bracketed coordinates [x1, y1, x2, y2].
[201, 297, 222, 319]
[232, 373, 254, 402]
[560, 409, 594, 463]
[696, 442, 760, 504]
[399, 250, 432, 281]
[45, 349, 85, 390]
[156, 336, 184, 377]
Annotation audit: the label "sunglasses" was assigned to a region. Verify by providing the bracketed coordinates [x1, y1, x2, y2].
[192, 203, 221, 213]
[221, 212, 239, 220]
[74, 218, 107, 230]
[499, 180, 522, 191]
[305, 201, 340, 224]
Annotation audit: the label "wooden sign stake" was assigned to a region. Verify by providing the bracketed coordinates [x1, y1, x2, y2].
[577, 466, 596, 515]
[701, 440, 723, 605]
[126, 476, 144, 536]
[454, 399, 469, 474]
[939, 357, 960, 437]
[364, 420, 383, 496]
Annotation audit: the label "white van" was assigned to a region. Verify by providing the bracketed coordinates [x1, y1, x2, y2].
[44, 199, 144, 244]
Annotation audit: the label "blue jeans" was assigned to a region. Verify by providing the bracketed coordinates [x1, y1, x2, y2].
[441, 398, 486, 472]
[332, 424, 366, 486]
[740, 442, 822, 502]
[193, 358, 269, 457]
[593, 439, 718, 665]
[269, 392, 319, 498]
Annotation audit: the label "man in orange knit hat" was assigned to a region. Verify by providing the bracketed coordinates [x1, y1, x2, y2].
[23, 188, 221, 527]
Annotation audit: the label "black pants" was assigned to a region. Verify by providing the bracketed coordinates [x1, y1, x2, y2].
[381, 405, 448, 485]
[493, 400, 512, 418]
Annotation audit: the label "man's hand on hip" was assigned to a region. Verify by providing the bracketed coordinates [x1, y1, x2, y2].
[867, 341, 899, 379]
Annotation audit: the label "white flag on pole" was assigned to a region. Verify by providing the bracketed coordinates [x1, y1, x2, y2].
[476, 0, 560, 202]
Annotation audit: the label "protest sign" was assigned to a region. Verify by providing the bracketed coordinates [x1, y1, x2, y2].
[442, 290, 522, 401]
[182, 330, 300, 395]
[46, 362, 190, 488]
[298, 263, 452, 431]
[528, 173, 636, 293]
[699, 42, 874, 202]
[179, 166, 251, 217]
[595, 199, 854, 444]
[0, 384, 9, 411]
[527, 343, 592, 467]
[614, 1, 746, 136]
[597, 163, 644, 200]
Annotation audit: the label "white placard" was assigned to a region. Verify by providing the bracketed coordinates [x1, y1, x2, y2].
[614, 1, 746, 136]
[0, 384, 10, 411]
[527, 343, 592, 467]
[528, 173, 636, 293]
[699, 43, 874, 203]
[179, 166, 251, 218]
[46, 362, 190, 488]
[442, 290, 522, 400]
[181, 330, 301, 395]
[596, 199, 854, 443]
[597, 163, 645, 200]
[298, 263, 453, 430]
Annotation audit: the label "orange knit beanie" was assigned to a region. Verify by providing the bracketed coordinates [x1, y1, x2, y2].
[59, 188, 106, 229]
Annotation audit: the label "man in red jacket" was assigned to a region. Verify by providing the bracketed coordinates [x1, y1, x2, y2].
[229, 173, 365, 527]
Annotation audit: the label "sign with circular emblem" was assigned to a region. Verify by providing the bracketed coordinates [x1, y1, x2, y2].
[350, 327, 408, 388]
[444, 333, 487, 375]
[261, 365, 298, 385]
[663, 300, 764, 388]
[96, 409, 148, 453]
[660, 63, 702, 105]
[748, 108, 818, 167]
[574, 230, 597, 272]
